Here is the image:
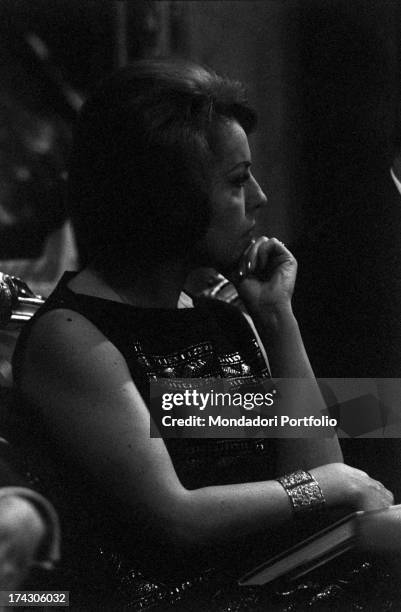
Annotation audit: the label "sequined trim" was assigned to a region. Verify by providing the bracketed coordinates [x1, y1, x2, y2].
[129, 340, 263, 382]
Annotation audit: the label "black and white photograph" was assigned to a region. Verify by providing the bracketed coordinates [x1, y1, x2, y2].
[1, 1, 401, 610]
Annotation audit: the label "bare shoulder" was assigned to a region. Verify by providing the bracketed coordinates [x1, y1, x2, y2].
[24, 307, 123, 364]
[16, 307, 181, 515]
[20, 307, 130, 399]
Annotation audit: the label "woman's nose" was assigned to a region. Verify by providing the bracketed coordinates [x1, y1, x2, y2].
[247, 177, 268, 213]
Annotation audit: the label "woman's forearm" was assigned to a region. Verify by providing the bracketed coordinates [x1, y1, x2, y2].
[249, 302, 317, 378]
[170, 479, 292, 551]
[158, 461, 365, 555]
[247, 302, 343, 468]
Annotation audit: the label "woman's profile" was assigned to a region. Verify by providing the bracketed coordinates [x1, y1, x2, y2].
[12, 59, 394, 609]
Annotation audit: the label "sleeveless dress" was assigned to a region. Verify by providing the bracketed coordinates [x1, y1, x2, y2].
[11, 273, 279, 609]
[11, 274, 399, 611]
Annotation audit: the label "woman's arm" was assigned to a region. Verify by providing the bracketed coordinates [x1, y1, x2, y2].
[234, 237, 343, 470]
[18, 309, 392, 559]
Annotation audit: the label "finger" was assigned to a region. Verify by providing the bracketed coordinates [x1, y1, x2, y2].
[238, 238, 258, 278]
[267, 237, 292, 255]
[237, 236, 294, 281]
[373, 479, 390, 493]
[252, 237, 292, 276]
[383, 488, 394, 503]
[238, 237, 274, 279]
[373, 480, 394, 504]
[245, 236, 269, 275]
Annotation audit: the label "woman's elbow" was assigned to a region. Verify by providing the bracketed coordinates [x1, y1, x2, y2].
[152, 491, 212, 554]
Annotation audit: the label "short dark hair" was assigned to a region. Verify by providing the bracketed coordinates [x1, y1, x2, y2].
[68, 59, 257, 276]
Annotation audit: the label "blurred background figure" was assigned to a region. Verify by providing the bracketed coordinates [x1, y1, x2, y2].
[0, 0, 171, 296]
[0, 436, 60, 595]
[0, 3, 79, 297]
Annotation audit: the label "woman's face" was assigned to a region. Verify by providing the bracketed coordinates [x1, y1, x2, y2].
[194, 119, 267, 276]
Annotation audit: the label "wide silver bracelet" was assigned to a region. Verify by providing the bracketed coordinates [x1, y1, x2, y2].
[277, 469, 326, 514]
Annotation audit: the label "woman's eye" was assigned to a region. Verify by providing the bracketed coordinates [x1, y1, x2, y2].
[231, 174, 250, 187]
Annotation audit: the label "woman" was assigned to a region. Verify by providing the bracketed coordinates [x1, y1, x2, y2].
[12, 60, 393, 608]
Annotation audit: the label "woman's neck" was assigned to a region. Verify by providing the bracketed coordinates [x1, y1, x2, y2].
[111, 262, 188, 308]
[75, 261, 189, 309]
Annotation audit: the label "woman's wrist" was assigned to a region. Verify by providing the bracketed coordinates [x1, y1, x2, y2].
[247, 301, 298, 339]
[308, 464, 363, 512]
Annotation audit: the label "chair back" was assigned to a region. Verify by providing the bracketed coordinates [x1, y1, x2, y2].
[0, 274, 43, 390]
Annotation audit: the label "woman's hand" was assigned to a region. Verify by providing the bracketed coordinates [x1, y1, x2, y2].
[230, 236, 297, 313]
[310, 463, 394, 513]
